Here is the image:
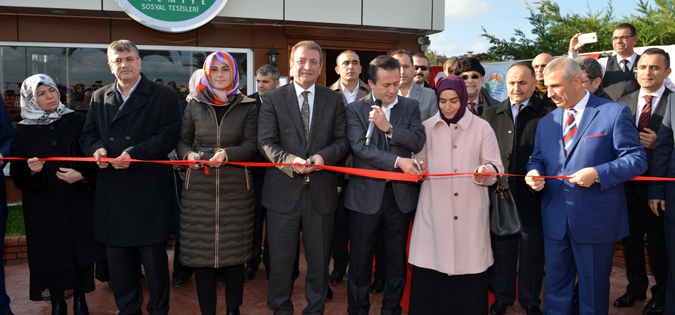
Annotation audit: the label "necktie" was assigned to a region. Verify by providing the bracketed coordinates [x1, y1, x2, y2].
[563, 108, 577, 156]
[514, 103, 521, 114]
[469, 102, 477, 115]
[301, 91, 310, 140]
[622, 59, 631, 74]
[638, 95, 653, 132]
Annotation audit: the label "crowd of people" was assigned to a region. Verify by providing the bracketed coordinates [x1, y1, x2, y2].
[0, 21, 673, 315]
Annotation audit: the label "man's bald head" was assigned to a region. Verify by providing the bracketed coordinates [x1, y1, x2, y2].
[532, 53, 554, 83]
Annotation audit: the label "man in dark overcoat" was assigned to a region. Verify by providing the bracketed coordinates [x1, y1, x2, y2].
[80, 39, 180, 315]
[482, 62, 555, 315]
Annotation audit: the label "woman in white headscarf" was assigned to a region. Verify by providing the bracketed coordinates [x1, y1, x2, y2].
[9, 74, 104, 315]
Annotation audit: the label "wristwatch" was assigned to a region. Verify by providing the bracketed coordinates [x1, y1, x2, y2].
[595, 174, 600, 184]
[386, 125, 394, 136]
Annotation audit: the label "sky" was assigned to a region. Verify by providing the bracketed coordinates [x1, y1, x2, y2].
[429, 0, 641, 58]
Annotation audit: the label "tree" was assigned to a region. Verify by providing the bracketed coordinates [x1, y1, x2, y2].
[482, 0, 675, 61]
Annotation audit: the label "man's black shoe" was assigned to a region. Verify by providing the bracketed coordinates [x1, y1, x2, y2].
[489, 301, 512, 315]
[330, 269, 345, 285]
[171, 277, 187, 288]
[244, 266, 256, 282]
[326, 287, 333, 301]
[524, 305, 543, 315]
[614, 293, 647, 307]
[643, 299, 665, 315]
[226, 307, 240, 315]
[369, 278, 385, 294]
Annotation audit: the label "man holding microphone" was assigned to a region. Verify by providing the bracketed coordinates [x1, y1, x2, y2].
[344, 55, 426, 315]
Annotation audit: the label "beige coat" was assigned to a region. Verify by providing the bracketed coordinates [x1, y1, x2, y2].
[408, 111, 503, 275]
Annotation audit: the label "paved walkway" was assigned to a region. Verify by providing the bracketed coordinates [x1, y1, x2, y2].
[3, 249, 656, 314]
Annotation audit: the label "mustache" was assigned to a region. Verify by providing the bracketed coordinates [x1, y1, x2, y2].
[466, 83, 477, 88]
[512, 90, 524, 95]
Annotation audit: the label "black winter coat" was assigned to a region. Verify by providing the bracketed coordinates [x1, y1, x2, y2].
[482, 96, 556, 225]
[10, 112, 105, 273]
[80, 73, 181, 246]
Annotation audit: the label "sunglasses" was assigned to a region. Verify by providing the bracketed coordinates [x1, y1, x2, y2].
[460, 74, 481, 80]
[414, 65, 429, 71]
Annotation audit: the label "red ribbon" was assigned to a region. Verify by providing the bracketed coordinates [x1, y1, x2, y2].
[4, 157, 675, 182]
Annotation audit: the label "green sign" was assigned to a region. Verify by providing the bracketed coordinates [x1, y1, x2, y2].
[114, 0, 228, 33]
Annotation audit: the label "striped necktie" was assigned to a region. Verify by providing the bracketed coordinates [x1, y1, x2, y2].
[563, 108, 577, 156]
[638, 95, 653, 132]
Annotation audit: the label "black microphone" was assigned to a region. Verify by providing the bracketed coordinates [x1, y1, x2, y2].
[365, 99, 383, 146]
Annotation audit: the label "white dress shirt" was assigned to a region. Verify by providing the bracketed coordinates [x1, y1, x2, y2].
[635, 84, 666, 126]
[398, 86, 412, 98]
[340, 80, 360, 104]
[371, 92, 400, 169]
[563, 91, 590, 134]
[294, 81, 316, 129]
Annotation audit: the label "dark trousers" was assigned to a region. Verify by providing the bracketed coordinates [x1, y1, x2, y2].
[493, 224, 545, 307]
[171, 170, 194, 280]
[622, 190, 668, 302]
[664, 216, 675, 314]
[194, 265, 244, 314]
[373, 226, 386, 281]
[248, 173, 270, 272]
[0, 203, 11, 314]
[543, 225, 615, 315]
[331, 179, 350, 273]
[266, 189, 334, 315]
[347, 185, 412, 315]
[409, 266, 487, 315]
[106, 242, 170, 315]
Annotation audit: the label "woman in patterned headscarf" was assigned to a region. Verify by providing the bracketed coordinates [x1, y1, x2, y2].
[175, 52, 258, 315]
[9, 74, 104, 315]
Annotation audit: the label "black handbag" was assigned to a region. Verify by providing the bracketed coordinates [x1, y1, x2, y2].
[487, 163, 523, 236]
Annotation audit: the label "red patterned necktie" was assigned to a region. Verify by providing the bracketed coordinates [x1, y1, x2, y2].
[468, 102, 477, 115]
[563, 108, 577, 156]
[638, 95, 653, 132]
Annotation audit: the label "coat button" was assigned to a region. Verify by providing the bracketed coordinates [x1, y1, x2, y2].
[507, 130, 513, 134]
[565, 168, 570, 172]
[454, 126, 458, 130]
[506, 152, 511, 157]
[454, 169, 458, 172]
[454, 192, 458, 196]
[454, 216, 458, 220]
[51, 141, 57, 146]
[453, 145, 457, 149]
[109, 137, 115, 141]
[126, 136, 131, 140]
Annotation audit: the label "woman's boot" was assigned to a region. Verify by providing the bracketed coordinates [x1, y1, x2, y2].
[51, 299, 66, 315]
[73, 293, 90, 315]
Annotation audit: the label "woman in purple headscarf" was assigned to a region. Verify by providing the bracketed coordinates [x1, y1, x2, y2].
[175, 51, 258, 315]
[407, 75, 503, 314]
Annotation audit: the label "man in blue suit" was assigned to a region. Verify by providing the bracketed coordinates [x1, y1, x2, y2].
[525, 57, 647, 315]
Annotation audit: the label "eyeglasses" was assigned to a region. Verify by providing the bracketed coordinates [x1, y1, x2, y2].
[415, 65, 429, 71]
[109, 56, 138, 65]
[460, 74, 481, 80]
[611, 35, 635, 42]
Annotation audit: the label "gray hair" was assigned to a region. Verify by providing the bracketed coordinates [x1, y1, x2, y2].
[443, 56, 459, 75]
[573, 57, 603, 81]
[256, 64, 280, 81]
[543, 57, 583, 81]
[107, 39, 139, 59]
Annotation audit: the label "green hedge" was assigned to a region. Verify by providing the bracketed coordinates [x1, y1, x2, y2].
[5, 205, 24, 236]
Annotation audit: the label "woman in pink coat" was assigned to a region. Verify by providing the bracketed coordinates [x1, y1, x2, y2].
[408, 75, 503, 315]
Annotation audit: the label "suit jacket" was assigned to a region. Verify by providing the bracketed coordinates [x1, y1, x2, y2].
[619, 88, 672, 198]
[329, 79, 371, 105]
[407, 84, 438, 121]
[526, 93, 647, 244]
[257, 83, 349, 214]
[648, 93, 675, 221]
[482, 96, 556, 225]
[344, 96, 426, 214]
[80, 73, 181, 246]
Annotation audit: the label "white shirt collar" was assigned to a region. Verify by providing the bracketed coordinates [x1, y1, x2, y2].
[638, 84, 666, 99]
[398, 85, 412, 98]
[566, 90, 590, 115]
[293, 81, 316, 97]
[616, 53, 638, 67]
[371, 92, 398, 110]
